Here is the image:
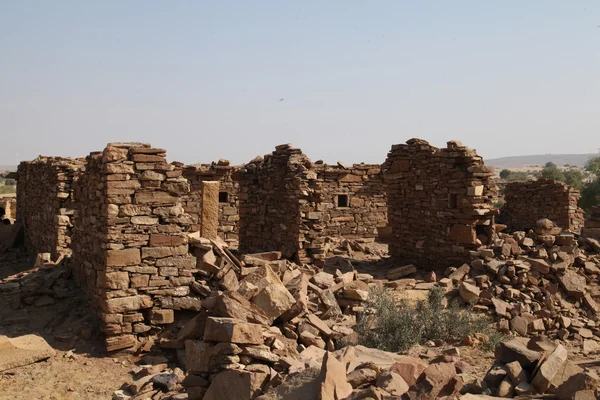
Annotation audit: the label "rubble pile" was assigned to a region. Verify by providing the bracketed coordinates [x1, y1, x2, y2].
[443, 218, 600, 349]
[113, 234, 381, 399]
[0, 253, 76, 308]
[478, 338, 599, 398]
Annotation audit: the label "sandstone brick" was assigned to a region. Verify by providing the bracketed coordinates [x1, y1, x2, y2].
[203, 317, 263, 344]
[150, 234, 186, 247]
[149, 309, 174, 324]
[201, 181, 220, 240]
[102, 295, 153, 313]
[106, 249, 141, 267]
[98, 272, 130, 290]
[135, 191, 178, 205]
[141, 245, 188, 259]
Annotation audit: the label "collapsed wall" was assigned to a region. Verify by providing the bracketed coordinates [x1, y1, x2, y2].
[238, 145, 389, 263]
[16, 157, 84, 258]
[501, 179, 585, 233]
[71, 143, 201, 351]
[182, 161, 239, 243]
[383, 139, 498, 268]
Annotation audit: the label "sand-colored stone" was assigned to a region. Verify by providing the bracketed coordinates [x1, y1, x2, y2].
[0, 335, 56, 372]
[200, 181, 219, 240]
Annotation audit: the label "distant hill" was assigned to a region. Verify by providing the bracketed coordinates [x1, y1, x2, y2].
[0, 165, 16, 173]
[486, 154, 597, 169]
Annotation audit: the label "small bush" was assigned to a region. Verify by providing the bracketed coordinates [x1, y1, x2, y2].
[356, 287, 499, 353]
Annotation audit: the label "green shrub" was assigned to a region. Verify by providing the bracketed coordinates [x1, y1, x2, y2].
[356, 287, 500, 353]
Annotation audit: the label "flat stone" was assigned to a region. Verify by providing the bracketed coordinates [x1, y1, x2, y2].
[0, 335, 56, 372]
[203, 317, 263, 344]
[531, 344, 568, 393]
[495, 339, 541, 368]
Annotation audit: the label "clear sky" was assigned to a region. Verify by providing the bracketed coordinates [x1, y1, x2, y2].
[1, 1, 599, 166]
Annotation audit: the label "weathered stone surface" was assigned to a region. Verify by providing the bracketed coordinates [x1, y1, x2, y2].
[319, 351, 353, 400]
[390, 356, 428, 387]
[375, 371, 409, 396]
[0, 335, 56, 372]
[203, 317, 263, 344]
[459, 282, 481, 303]
[531, 344, 568, 394]
[200, 181, 219, 240]
[558, 270, 587, 298]
[203, 369, 266, 400]
[252, 282, 295, 321]
[495, 339, 541, 368]
[106, 249, 141, 267]
[102, 295, 153, 313]
[414, 362, 458, 400]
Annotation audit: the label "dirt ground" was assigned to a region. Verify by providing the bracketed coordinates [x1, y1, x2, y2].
[0, 253, 140, 400]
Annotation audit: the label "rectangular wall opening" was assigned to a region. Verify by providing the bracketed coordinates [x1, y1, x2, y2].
[448, 193, 458, 209]
[219, 191, 229, 203]
[337, 194, 349, 208]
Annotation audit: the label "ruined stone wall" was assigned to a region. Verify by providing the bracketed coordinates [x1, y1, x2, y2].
[502, 179, 584, 232]
[238, 145, 310, 260]
[182, 161, 239, 243]
[238, 146, 389, 263]
[383, 139, 498, 268]
[16, 157, 84, 258]
[300, 164, 388, 262]
[72, 143, 200, 351]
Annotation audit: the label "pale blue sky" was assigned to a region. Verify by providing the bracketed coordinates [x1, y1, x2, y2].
[1, 1, 599, 165]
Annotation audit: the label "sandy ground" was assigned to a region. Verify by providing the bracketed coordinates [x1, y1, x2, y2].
[0, 255, 139, 400]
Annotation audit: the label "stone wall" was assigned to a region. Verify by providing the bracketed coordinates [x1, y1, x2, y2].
[582, 195, 600, 239]
[300, 163, 387, 263]
[182, 161, 239, 243]
[238, 145, 309, 260]
[16, 157, 84, 258]
[383, 139, 498, 268]
[502, 179, 585, 232]
[238, 145, 388, 263]
[0, 196, 16, 223]
[71, 143, 201, 351]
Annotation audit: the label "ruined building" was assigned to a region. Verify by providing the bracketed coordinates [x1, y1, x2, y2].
[237, 144, 387, 264]
[501, 179, 585, 233]
[69, 143, 211, 351]
[21, 138, 600, 352]
[16, 156, 84, 258]
[382, 139, 499, 268]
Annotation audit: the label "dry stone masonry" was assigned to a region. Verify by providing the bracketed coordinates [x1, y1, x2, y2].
[502, 179, 585, 233]
[182, 162, 240, 243]
[238, 145, 388, 264]
[16, 157, 84, 258]
[383, 139, 499, 268]
[300, 163, 387, 263]
[238, 145, 309, 261]
[71, 143, 202, 351]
